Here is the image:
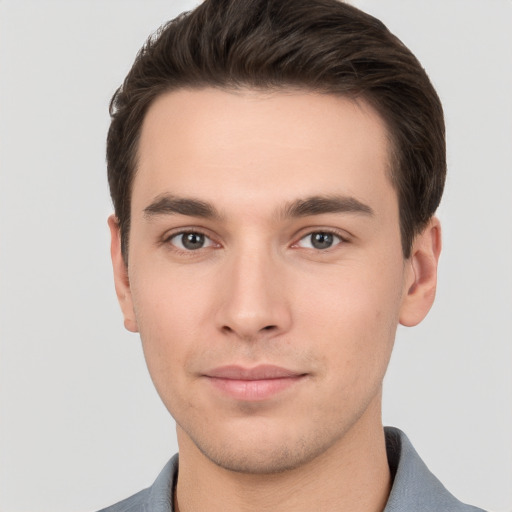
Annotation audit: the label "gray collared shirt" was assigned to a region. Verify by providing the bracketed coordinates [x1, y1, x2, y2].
[97, 427, 486, 512]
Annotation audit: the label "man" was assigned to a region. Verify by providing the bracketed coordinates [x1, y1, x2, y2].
[100, 0, 485, 510]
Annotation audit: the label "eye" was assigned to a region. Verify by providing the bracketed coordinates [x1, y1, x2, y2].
[296, 231, 343, 250]
[168, 231, 215, 251]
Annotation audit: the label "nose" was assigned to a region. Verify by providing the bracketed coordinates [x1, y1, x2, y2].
[215, 246, 292, 341]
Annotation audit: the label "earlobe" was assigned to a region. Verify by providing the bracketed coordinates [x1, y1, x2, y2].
[399, 217, 442, 327]
[108, 215, 139, 333]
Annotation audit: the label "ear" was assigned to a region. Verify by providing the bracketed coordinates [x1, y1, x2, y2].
[108, 215, 139, 333]
[399, 217, 442, 327]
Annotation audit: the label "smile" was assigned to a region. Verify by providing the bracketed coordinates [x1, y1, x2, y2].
[204, 365, 307, 401]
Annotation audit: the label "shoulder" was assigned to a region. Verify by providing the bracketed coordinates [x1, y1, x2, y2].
[95, 454, 179, 512]
[384, 427, 486, 512]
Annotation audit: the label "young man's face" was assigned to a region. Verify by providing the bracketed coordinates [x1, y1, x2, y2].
[110, 88, 438, 474]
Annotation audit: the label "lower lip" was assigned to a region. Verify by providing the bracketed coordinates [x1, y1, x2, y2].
[206, 376, 304, 401]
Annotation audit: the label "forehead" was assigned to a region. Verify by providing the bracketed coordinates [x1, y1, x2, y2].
[134, 87, 395, 216]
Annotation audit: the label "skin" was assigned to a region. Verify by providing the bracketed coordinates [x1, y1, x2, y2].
[109, 88, 441, 512]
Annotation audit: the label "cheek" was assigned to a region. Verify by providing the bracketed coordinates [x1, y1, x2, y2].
[130, 256, 212, 332]
[128, 267, 211, 387]
[131, 288, 204, 419]
[296, 263, 403, 376]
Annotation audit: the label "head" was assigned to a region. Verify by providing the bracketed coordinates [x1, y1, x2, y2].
[107, 0, 444, 475]
[107, 0, 445, 263]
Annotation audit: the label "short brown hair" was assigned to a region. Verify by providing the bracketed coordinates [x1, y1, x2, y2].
[107, 0, 445, 260]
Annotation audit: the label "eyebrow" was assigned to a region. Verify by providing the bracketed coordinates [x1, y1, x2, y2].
[143, 193, 374, 221]
[143, 194, 221, 220]
[280, 195, 374, 218]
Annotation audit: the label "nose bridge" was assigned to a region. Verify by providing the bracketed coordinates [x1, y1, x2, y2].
[216, 238, 290, 339]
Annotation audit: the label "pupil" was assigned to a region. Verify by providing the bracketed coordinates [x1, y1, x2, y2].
[311, 232, 333, 249]
[182, 233, 204, 250]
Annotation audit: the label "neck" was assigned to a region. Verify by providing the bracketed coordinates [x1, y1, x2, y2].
[175, 402, 391, 512]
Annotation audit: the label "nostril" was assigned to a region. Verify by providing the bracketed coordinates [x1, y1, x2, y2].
[221, 324, 276, 334]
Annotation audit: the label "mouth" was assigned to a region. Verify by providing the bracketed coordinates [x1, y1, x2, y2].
[203, 365, 307, 401]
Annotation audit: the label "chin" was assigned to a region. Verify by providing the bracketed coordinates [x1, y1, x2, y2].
[199, 442, 314, 474]
[186, 420, 343, 475]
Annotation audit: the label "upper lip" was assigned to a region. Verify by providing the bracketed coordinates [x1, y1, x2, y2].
[205, 365, 305, 380]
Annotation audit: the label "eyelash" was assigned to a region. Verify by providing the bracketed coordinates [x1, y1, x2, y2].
[162, 228, 349, 254]
[163, 229, 218, 254]
[293, 229, 349, 251]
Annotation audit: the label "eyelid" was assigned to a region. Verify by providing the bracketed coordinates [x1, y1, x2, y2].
[159, 225, 350, 252]
[291, 228, 350, 249]
[162, 227, 221, 251]
[171, 232, 214, 249]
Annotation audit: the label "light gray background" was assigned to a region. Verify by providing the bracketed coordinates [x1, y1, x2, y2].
[0, 1, 510, 511]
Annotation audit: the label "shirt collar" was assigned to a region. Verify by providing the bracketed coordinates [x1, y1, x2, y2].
[383, 426, 483, 512]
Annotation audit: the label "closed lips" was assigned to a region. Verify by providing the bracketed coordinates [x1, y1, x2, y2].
[205, 365, 306, 380]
